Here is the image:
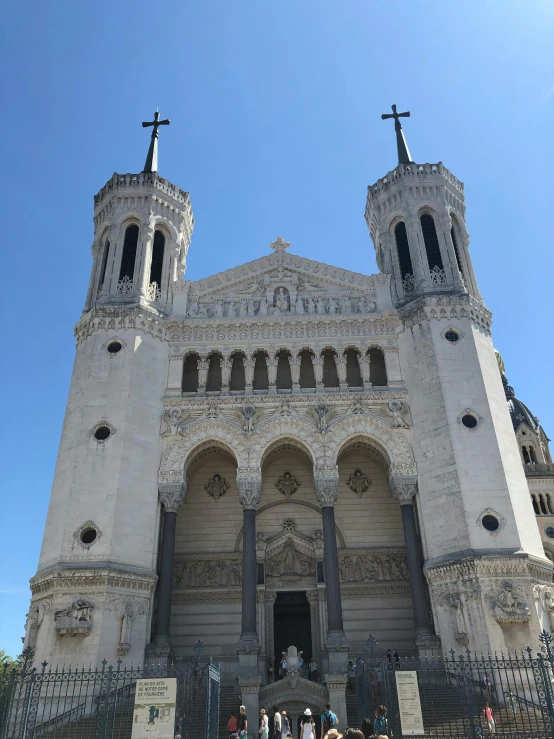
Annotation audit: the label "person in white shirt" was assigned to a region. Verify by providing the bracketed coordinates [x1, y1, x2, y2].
[273, 708, 281, 739]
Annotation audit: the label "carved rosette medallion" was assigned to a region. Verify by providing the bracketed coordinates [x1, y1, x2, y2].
[346, 469, 371, 497]
[204, 474, 229, 501]
[275, 471, 300, 500]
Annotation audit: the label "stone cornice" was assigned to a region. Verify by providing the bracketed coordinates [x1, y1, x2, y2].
[398, 293, 492, 334]
[30, 567, 157, 596]
[425, 552, 553, 586]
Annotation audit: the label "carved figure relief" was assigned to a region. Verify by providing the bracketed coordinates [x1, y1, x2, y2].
[173, 559, 242, 588]
[24, 601, 48, 648]
[275, 471, 300, 499]
[338, 552, 408, 582]
[266, 540, 315, 578]
[388, 400, 410, 428]
[54, 599, 94, 637]
[491, 581, 530, 623]
[315, 403, 328, 431]
[205, 474, 229, 501]
[163, 407, 182, 436]
[274, 287, 290, 314]
[242, 405, 256, 434]
[117, 604, 133, 656]
[346, 469, 371, 497]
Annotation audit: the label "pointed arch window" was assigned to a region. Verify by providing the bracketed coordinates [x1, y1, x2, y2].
[148, 230, 165, 302]
[420, 214, 445, 280]
[98, 239, 110, 294]
[118, 225, 139, 293]
[450, 219, 465, 281]
[522, 446, 531, 465]
[394, 222, 414, 287]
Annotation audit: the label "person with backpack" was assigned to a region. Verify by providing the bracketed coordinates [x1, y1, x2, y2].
[321, 703, 338, 737]
[280, 711, 290, 739]
[373, 706, 388, 737]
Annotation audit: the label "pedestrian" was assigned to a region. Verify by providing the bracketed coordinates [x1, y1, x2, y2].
[373, 706, 388, 736]
[324, 730, 343, 739]
[308, 657, 318, 682]
[393, 651, 399, 663]
[273, 707, 281, 739]
[301, 709, 315, 739]
[386, 650, 392, 663]
[238, 706, 248, 738]
[507, 691, 517, 719]
[345, 730, 364, 739]
[321, 703, 339, 737]
[227, 712, 238, 737]
[347, 661, 356, 692]
[360, 718, 373, 739]
[280, 711, 290, 739]
[260, 709, 269, 739]
[483, 702, 495, 735]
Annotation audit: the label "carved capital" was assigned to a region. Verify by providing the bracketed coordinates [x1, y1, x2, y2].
[389, 476, 418, 505]
[237, 476, 262, 510]
[158, 482, 186, 513]
[314, 469, 339, 507]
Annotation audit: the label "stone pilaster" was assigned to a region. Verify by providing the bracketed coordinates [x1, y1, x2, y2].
[238, 677, 262, 739]
[324, 673, 348, 729]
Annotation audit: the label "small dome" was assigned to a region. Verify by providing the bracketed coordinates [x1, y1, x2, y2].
[508, 396, 540, 433]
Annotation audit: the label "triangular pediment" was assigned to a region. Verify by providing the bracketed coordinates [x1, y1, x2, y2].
[188, 249, 376, 302]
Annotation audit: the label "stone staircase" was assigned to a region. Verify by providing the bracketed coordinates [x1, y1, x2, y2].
[219, 683, 243, 739]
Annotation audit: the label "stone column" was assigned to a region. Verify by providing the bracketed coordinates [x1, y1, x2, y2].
[312, 354, 324, 392]
[289, 354, 301, 392]
[237, 473, 262, 673]
[244, 354, 255, 395]
[138, 223, 155, 301]
[359, 351, 371, 390]
[335, 352, 348, 390]
[437, 213, 463, 289]
[147, 483, 186, 659]
[221, 355, 232, 395]
[390, 477, 438, 653]
[405, 215, 428, 289]
[314, 471, 348, 673]
[167, 349, 184, 397]
[267, 354, 278, 393]
[197, 356, 208, 395]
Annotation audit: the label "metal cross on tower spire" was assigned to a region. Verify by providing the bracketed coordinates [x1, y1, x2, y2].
[381, 104, 413, 165]
[141, 110, 170, 173]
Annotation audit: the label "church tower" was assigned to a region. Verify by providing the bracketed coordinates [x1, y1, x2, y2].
[27, 114, 193, 665]
[365, 107, 551, 653]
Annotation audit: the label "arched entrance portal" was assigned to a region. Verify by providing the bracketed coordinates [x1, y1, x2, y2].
[274, 591, 312, 675]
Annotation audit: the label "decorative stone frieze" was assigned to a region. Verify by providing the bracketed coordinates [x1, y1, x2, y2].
[338, 550, 408, 582]
[398, 294, 492, 335]
[173, 557, 242, 587]
[490, 581, 530, 623]
[54, 598, 94, 637]
[30, 567, 156, 596]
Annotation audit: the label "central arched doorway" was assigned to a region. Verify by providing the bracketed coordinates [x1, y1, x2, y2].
[273, 591, 312, 676]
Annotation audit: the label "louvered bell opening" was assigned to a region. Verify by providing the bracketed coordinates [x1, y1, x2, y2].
[394, 222, 413, 279]
[420, 214, 444, 271]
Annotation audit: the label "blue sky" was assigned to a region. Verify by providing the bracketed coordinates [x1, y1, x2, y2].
[1, 1, 553, 658]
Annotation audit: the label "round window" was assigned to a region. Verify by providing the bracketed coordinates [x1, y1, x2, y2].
[445, 330, 459, 343]
[545, 526, 554, 540]
[462, 414, 478, 429]
[482, 514, 500, 532]
[107, 341, 122, 354]
[94, 425, 111, 441]
[80, 528, 97, 545]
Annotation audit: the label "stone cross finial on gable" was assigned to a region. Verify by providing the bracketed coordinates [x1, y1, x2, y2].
[269, 236, 291, 255]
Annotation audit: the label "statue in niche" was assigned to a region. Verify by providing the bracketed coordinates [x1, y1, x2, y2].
[389, 400, 410, 428]
[315, 402, 328, 431]
[340, 296, 351, 314]
[117, 604, 133, 656]
[259, 297, 268, 316]
[346, 469, 371, 497]
[227, 301, 237, 318]
[328, 299, 337, 314]
[205, 474, 230, 501]
[242, 405, 256, 433]
[186, 303, 198, 317]
[215, 302, 224, 318]
[276, 471, 300, 499]
[247, 300, 255, 316]
[267, 540, 313, 577]
[197, 304, 209, 317]
[307, 299, 315, 315]
[274, 287, 290, 314]
[543, 588, 554, 631]
[163, 408, 182, 436]
[295, 296, 305, 314]
[315, 298, 325, 315]
[239, 301, 248, 318]
[24, 602, 47, 648]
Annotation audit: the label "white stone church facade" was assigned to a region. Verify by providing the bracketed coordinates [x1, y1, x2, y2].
[25, 120, 554, 722]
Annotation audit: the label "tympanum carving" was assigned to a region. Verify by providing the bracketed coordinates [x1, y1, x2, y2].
[205, 474, 229, 501]
[275, 471, 300, 499]
[346, 470, 371, 497]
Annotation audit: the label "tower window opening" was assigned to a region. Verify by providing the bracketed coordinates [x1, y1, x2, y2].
[345, 349, 362, 388]
[420, 214, 444, 274]
[539, 494, 548, 515]
[461, 413, 478, 429]
[230, 353, 246, 392]
[532, 494, 540, 516]
[322, 350, 339, 388]
[107, 341, 122, 354]
[444, 329, 460, 343]
[118, 225, 139, 286]
[206, 353, 222, 392]
[253, 351, 269, 391]
[276, 350, 292, 391]
[299, 351, 316, 389]
[148, 231, 165, 301]
[547, 493, 554, 515]
[182, 353, 199, 393]
[529, 445, 538, 464]
[80, 528, 97, 545]
[98, 239, 110, 291]
[394, 222, 414, 281]
[481, 514, 500, 532]
[450, 224, 465, 280]
[522, 446, 531, 465]
[369, 348, 387, 386]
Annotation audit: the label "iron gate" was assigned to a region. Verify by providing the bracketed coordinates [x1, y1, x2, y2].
[355, 630, 554, 738]
[0, 642, 220, 739]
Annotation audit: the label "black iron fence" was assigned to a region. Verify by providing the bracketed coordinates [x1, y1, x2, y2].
[355, 630, 554, 738]
[0, 644, 220, 739]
